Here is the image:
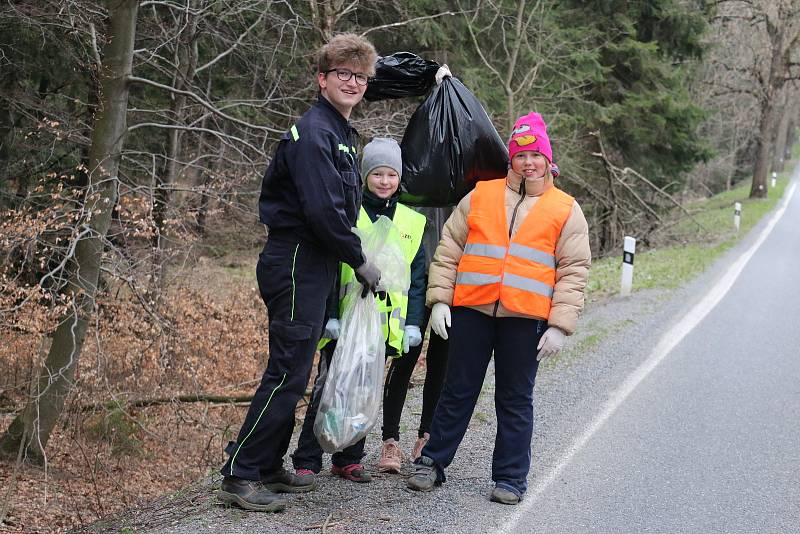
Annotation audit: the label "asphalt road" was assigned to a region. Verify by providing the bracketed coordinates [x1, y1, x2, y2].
[507, 180, 800, 533]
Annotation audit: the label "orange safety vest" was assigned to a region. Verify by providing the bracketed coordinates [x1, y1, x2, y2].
[453, 179, 574, 318]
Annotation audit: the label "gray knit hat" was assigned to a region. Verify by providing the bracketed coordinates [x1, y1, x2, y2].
[361, 137, 402, 182]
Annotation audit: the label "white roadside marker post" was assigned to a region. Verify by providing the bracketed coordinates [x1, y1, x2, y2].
[621, 236, 636, 297]
[734, 202, 741, 232]
[771, 172, 777, 188]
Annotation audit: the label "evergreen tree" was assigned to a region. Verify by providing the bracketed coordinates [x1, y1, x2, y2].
[558, 0, 712, 184]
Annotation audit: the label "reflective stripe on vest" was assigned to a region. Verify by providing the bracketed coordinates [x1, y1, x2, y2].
[318, 203, 425, 354]
[508, 243, 556, 268]
[453, 179, 573, 318]
[463, 243, 506, 259]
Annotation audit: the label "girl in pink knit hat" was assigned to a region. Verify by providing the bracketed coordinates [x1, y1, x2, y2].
[406, 112, 591, 504]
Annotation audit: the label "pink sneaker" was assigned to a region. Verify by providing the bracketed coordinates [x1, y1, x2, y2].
[411, 432, 430, 461]
[377, 439, 403, 473]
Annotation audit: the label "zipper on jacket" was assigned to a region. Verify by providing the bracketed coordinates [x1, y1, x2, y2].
[493, 180, 526, 317]
[508, 179, 526, 239]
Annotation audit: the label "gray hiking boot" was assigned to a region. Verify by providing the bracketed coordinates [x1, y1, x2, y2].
[490, 485, 521, 505]
[217, 476, 287, 512]
[262, 467, 317, 493]
[406, 456, 440, 491]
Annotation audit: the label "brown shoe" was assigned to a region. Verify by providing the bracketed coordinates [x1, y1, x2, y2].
[490, 485, 521, 505]
[218, 476, 286, 512]
[377, 439, 402, 473]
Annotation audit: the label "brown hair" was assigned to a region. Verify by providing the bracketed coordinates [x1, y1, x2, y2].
[317, 33, 377, 76]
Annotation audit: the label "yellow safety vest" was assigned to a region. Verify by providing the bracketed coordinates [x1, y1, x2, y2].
[318, 203, 426, 356]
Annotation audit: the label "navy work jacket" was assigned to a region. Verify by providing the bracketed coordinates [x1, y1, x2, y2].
[259, 96, 364, 269]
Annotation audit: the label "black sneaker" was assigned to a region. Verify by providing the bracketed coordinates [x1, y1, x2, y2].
[217, 476, 287, 512]
[262, 467, 317, 493]
[490, 485, 521, 505]
[406, 456, 440, 491]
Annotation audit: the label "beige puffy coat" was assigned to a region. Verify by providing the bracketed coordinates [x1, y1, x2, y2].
[426, 170, 591, 335]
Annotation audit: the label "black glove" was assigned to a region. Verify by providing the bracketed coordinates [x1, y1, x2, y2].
[354, 261, 381, 298]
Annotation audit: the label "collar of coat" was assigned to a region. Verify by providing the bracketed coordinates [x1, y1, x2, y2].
[361, 187, 399, 213]
[505, 169, 554, 197]
[315, 94, 358, 134]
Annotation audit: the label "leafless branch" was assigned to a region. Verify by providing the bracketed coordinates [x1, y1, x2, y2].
[127, 75, 283, 134]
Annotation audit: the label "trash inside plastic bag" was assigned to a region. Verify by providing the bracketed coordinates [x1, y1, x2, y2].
[400, 77, 509, 207]
[313, 293, 383, 454]
[314, 216, 409, 453]
[364, 52, 441, 102]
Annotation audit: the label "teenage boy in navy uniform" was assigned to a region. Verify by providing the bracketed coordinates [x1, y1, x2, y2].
[218, 33, 381, 513]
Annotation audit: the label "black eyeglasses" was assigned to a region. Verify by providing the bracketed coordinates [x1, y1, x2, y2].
[324, 68, 369, 86]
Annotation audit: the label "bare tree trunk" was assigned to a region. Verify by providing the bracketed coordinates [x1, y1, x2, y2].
[197, 138, 225, 237]
[309, 0, 354, 41]
[0, 0, 139, 461]
[750, 1, 791, 199]
[751, 97, 776, 198]
[786, 115, 798, 160]
[0, 69, 18, 190]
[151, 11, 198, 288]
[76, 65, 102, 189]
[192, 78, 215, 237]
[595, 133, 620, 255]
[772, 88, 796, 173]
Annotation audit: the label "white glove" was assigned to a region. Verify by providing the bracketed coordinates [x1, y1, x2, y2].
[435, 64, 452, 85]
[402, 325, 423, 353]
[429, 302, 451, 340]
[536, 326, 566, 361]
[323, 318, 340, 340]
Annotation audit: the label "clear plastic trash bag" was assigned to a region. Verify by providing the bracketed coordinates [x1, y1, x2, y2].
[314, 216, 409, 453]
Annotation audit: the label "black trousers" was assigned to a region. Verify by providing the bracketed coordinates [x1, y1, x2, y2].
[382, 306, 449, 441]
[220, 237, 336, 481]
[421, 307, 545, 496]
[291, 341, 369, 472]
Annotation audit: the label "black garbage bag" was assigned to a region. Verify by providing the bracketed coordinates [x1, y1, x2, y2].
[399, 77, 509, 207]
[364, 52, 440, 102]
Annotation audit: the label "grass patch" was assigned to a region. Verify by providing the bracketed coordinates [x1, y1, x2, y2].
[545, 319, 634, 369]
[586, 173, 790, 302]
[473, 410, 490, 423]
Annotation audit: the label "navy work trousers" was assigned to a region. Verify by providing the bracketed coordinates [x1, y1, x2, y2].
[221, 236, 337, 481]
[421, 306, 545, 496]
